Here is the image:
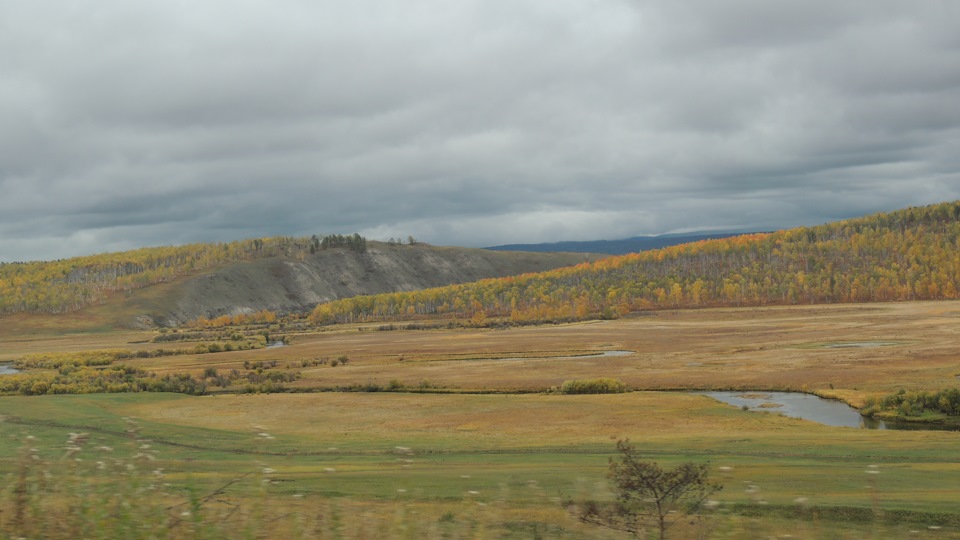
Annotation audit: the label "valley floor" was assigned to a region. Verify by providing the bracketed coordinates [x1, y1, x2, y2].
[3, 300, 960, 537]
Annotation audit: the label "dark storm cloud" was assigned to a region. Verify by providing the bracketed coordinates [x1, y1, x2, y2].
[1, 0, 958, 262]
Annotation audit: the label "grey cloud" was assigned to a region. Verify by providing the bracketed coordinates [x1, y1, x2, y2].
[0, 0, 958, 262]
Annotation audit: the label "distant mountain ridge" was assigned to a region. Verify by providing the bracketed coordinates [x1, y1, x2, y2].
[486, 231, 764, 255]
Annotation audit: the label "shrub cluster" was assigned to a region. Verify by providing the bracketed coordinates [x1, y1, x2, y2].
[193, 338, 265, 354]
[559, 378, 628, 394]
[15, 351, 120, 369]
[862, 388, 960, 418]
[15, 341, 267, 372]
[0, 366, 207, 396]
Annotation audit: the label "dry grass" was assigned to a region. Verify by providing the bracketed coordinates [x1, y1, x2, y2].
[6, 300, 960, 421]
[66, 300, 960, 403]
[0, 329, 156, 362]
[119, 392, 776, 448]
[115, 390, 960, 458]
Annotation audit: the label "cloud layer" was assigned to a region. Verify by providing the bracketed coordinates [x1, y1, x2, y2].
[2, 1, 958, 261]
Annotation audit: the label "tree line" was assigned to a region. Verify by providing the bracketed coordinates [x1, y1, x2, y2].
[312, 233, 367, 253]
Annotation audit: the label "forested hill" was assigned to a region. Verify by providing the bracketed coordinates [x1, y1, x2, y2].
[310, 201, 960, 324]
[0, 235, 598, 321]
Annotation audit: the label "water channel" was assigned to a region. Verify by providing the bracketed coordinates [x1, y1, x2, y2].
[701, 391, 960, 431]
[464, 350, 635, 362]
[0, 364, 20, 375]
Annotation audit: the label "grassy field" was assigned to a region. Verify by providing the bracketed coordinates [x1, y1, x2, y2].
[3, 301, 960, 537]
[9, 301, 957, 400]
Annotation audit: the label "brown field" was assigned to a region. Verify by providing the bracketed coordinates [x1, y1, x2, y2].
[7, 300, 960, 401]
[28, 300, 952, 404]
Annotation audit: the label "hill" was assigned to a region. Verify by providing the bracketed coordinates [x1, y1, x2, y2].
[155, 243, 598, 326]
[486, 231, 760, 255]
[310, 201, 960, 324]
[0, 235, 600, 327]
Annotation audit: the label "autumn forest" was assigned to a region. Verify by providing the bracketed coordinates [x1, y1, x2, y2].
[310, 201, 960, 325]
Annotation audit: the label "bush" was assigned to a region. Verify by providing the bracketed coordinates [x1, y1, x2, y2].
[15, 351, 120, 369]
[559, 378, 627, 394]
[862, 387, 960, 418]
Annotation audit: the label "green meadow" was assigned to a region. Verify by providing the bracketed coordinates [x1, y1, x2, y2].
[3, 391, 960, 538]
[3, 301, 960, 537]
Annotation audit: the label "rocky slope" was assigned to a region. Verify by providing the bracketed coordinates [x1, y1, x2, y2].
[153, 242, 599, 326]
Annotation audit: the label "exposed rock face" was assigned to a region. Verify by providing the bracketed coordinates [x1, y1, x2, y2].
[156, 243, 598, 326]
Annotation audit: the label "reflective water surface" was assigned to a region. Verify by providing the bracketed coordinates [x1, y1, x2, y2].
[0, 364, 20, 375]
[701, 391, 960, 431]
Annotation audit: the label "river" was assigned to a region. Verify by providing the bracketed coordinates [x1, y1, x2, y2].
[701, 391, 960, 431]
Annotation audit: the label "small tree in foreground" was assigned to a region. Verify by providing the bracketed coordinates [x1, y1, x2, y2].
[578, 439, 721, 539]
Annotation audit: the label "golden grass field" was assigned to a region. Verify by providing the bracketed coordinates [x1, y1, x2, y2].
[4, 300, 960, 537]
[9, 300, 958, 400]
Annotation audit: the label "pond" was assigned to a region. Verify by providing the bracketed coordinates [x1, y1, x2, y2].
[0, 363, 20, 375]
[700, 391, 960, 431]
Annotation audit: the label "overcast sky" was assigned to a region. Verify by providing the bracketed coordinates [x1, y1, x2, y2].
[2, 1, 959, 262]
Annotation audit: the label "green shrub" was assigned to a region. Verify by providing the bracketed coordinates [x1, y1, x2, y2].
[15, 350, 120, 369]
[559, 378, 627, 394]
[862, 387, 960, 419]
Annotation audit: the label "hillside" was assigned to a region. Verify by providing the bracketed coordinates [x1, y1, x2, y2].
[486, 231, 761, 255]
[0, 235, 599, 327]
[156, 243, 598, 326]
[310, 201, 960, 324]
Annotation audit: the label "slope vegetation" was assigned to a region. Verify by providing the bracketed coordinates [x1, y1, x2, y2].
[0, 235, 599, 327]
[311, 201, 960, 324]
[160, 243, 598, 326]
[1, 236, 316, 315]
